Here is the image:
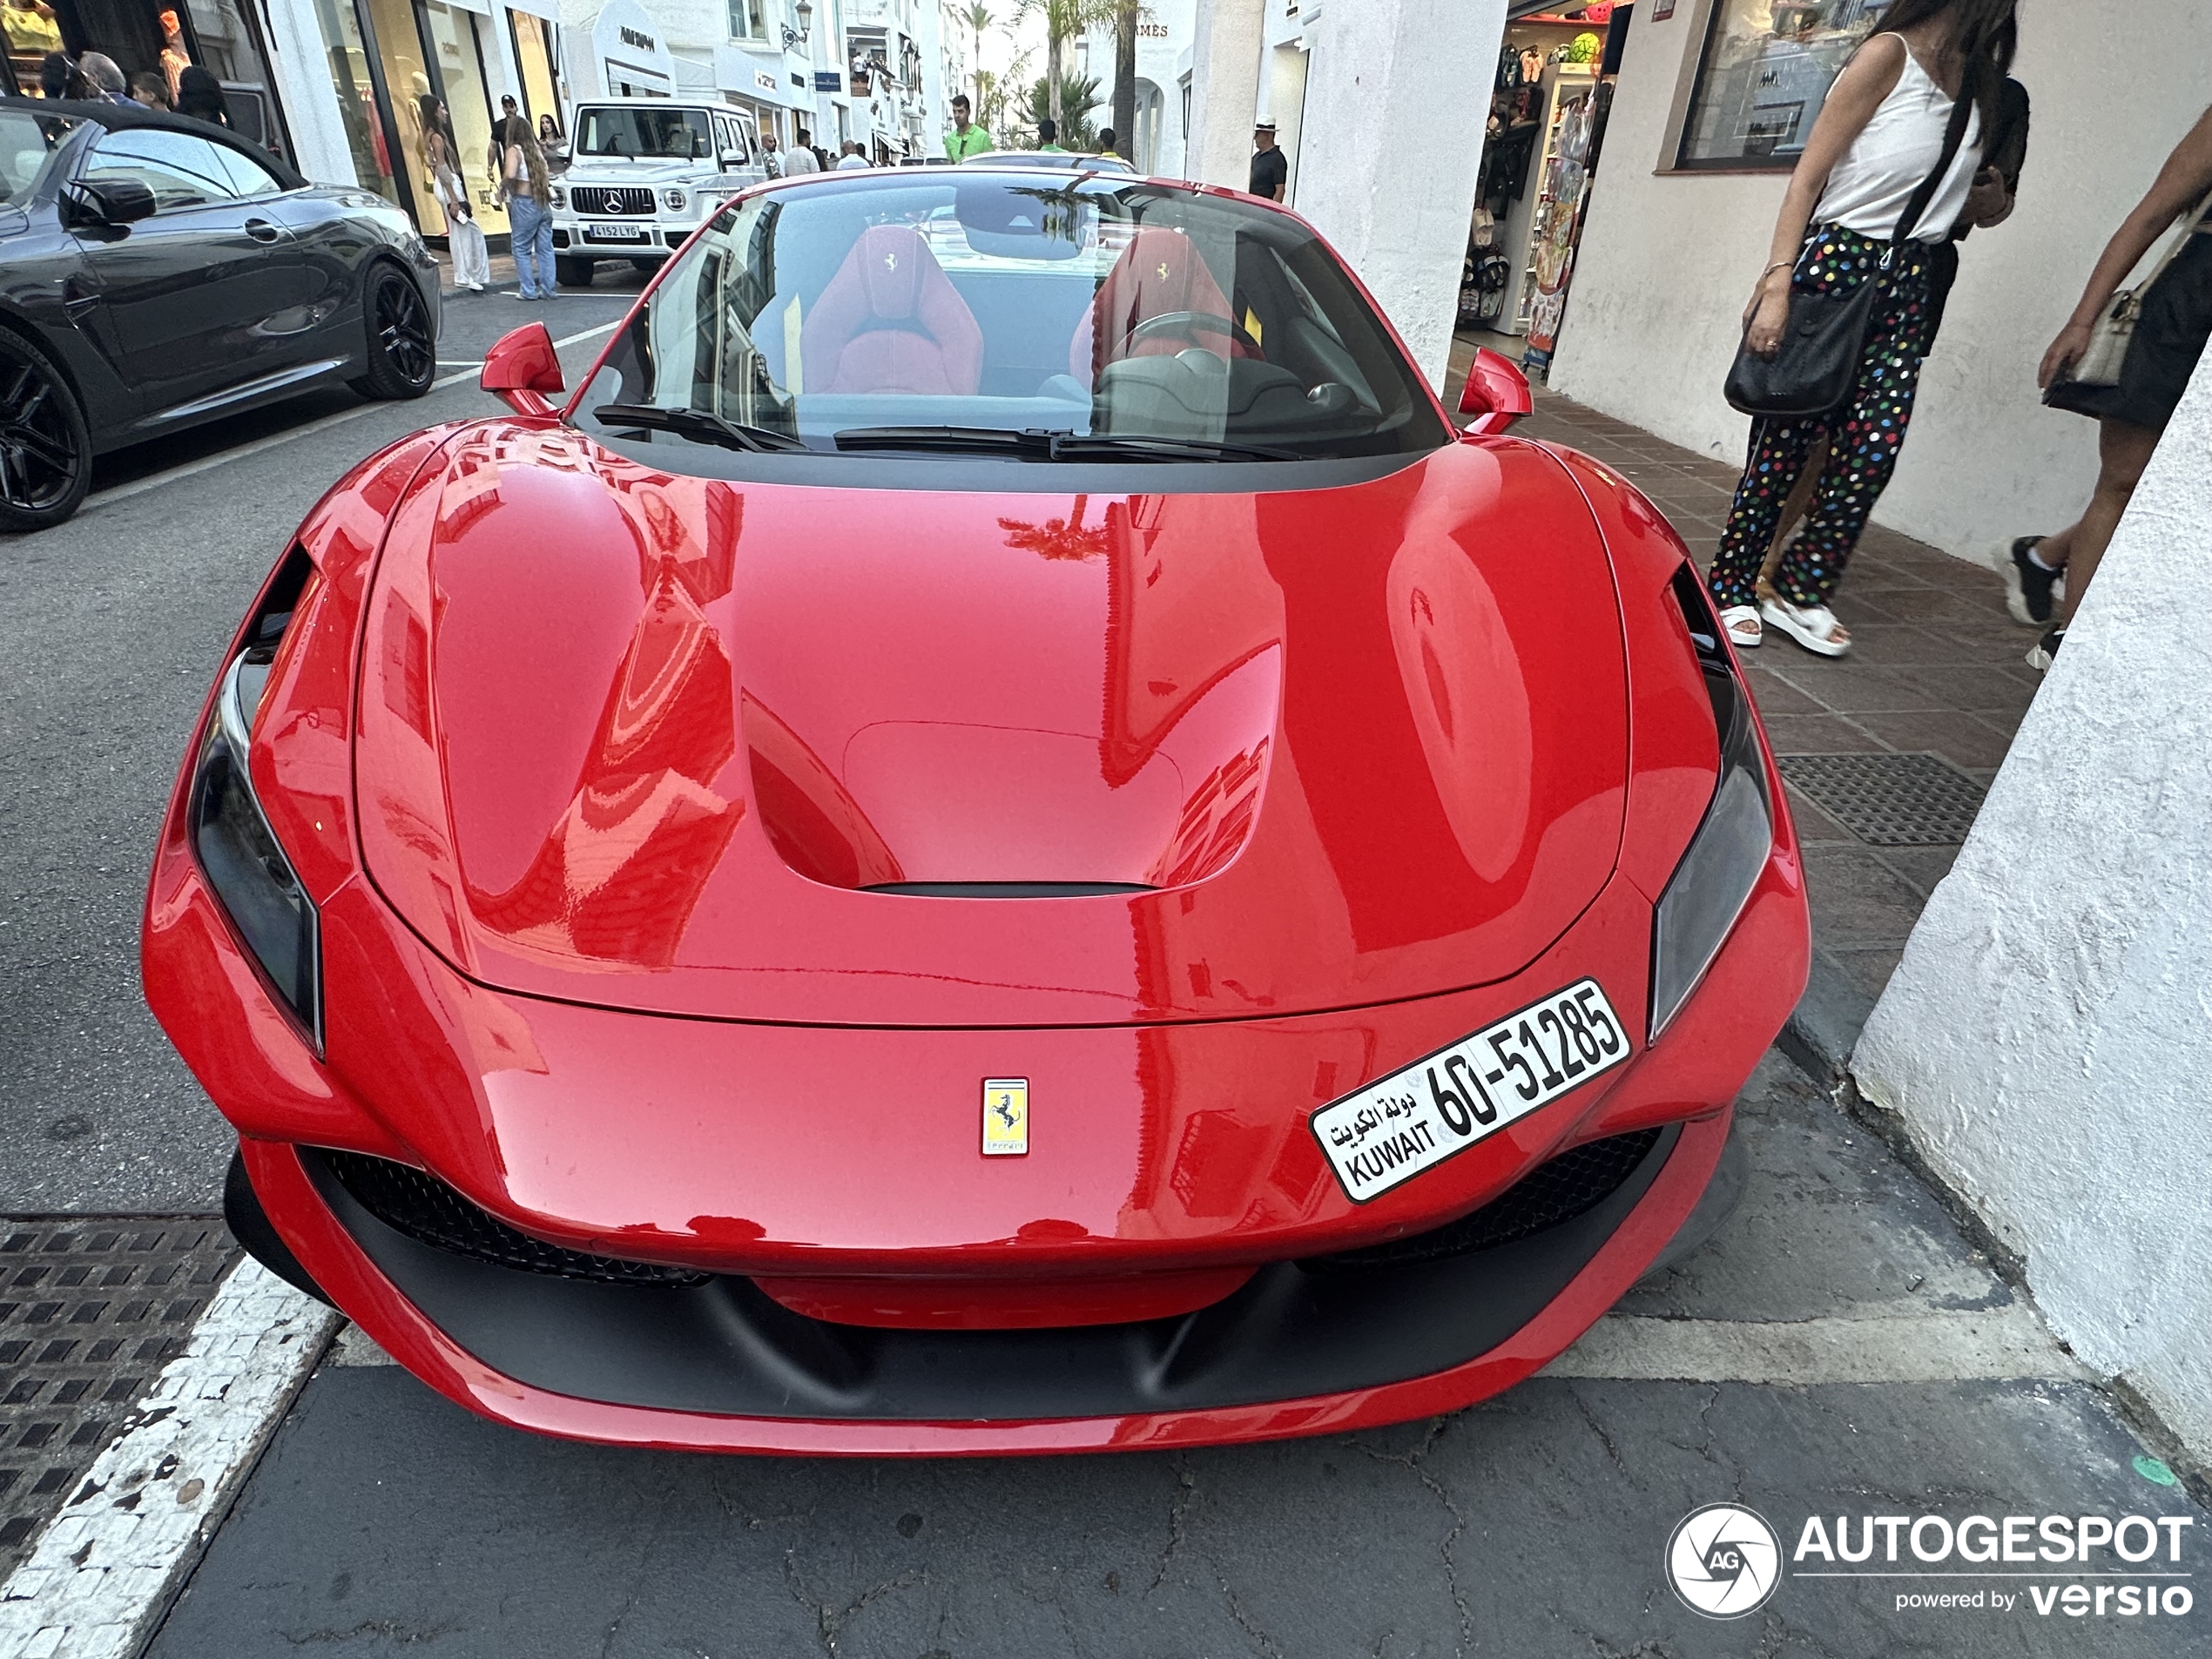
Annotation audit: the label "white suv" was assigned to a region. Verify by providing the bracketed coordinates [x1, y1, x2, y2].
[550, 99, 769, 287]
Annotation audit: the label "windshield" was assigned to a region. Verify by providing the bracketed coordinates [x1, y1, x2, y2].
[574, 106, 716, 161]
[572, 172, 1450, 466]
[0, 110, 74, 207]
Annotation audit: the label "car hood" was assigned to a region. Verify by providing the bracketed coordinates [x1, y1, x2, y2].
[352, 427, 1629, 1026]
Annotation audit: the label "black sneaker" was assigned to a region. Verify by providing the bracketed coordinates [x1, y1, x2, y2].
[2006, 536, 2060, 627]
[2027, 626, 2065, 672]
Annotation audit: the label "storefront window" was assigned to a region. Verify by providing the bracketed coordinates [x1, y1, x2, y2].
[1676, 0, 1891, 171]
[728, 0, 766, 43]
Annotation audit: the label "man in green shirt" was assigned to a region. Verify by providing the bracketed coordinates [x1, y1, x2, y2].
[1035, 118, 1065, 153]
[945, 95, 993, 161]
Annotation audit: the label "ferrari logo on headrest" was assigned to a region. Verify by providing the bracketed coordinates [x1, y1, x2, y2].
[982, 1078, 1028, 1157]
[885, 251, 899, 271]
[1156, 262, 1170, 280]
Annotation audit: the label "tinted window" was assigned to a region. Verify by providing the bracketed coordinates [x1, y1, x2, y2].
[84, 130, 241, 210]
[211, 142, 286, 199]
[574, 173, 1451, 467]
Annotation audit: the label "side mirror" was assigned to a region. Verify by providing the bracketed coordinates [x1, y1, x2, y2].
[63, 178, 158, 228]
[1456, 347, 1533, 436]
[481, 322, 564, 416]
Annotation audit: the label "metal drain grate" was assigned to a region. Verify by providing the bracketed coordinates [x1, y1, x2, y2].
[1777, 752, 1988, 846]
[0, 1218, 235, 1576]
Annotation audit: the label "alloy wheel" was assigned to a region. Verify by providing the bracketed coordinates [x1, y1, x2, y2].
[374, 275, 434, 388]
[0, 352, 83, 515]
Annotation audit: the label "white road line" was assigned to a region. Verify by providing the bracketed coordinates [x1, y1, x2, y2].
[0, 1260, 339, 1659]
[1542, 1307, 2087, 1386]
[76, 320, 624, 515]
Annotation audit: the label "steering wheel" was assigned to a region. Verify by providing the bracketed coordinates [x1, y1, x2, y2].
[1126, 310, 1263, 355]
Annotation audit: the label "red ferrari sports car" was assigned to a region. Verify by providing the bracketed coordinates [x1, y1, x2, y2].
[144, 166, 1809, 1454]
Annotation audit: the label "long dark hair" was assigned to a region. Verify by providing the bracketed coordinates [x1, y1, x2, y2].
[1873, 0, 2019, 137]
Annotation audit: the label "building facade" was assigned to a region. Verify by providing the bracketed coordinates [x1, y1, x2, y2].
[1072, 0, 1191, 175]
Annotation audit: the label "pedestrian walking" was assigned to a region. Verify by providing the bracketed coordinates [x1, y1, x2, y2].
[1096, 127, 1119, 159]
[538, 112, 565, 163]
[944, 94, 992, 161]
[500, 115, 556, 301]
[129, 71, 169, 110]
[835, 140, 868, 170]
[1035, 118, 1064, 154]
[2006, 105, 2212, 670]
[77, 52, 140, 105]
[1711, 0, 2015, 658]
[1249, 120, 1286, 201]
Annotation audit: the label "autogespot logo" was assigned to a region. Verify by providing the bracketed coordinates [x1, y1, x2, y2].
[1668, 1503, 1784, 1619]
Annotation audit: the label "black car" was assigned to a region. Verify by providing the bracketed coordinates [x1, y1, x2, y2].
[0, 98, 441, 531]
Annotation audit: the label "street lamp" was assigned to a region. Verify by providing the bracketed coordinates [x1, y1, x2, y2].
[782, 0, 812, 49]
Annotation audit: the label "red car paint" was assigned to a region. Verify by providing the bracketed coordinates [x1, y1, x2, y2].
[143, 180, 1809, 1453]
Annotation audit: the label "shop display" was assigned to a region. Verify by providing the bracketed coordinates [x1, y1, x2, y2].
[1678, 0, 1892, 170]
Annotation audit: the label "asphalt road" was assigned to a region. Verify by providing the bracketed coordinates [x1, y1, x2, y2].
[0, 269, 644, 1214]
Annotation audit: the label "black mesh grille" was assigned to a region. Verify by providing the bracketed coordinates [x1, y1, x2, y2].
[1300, 1128, 1664, 1275]
[322, 1153, 710, 1286]
[569, 185, 654, 216]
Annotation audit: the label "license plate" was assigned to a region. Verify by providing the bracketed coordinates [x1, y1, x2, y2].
[585, 221, 650, 242]
[1309, 978, 1631, 1203]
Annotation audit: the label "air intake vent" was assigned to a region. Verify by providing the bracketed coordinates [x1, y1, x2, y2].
[1299, 1128, 1664, 1274]
[321, 1152, 711, 1285]
[863, 882, 1153, 899]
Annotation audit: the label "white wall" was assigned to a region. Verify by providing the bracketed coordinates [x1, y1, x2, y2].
[1550, 0, 2211, 562]
[1290, 0, 1501, 389]
[1185, 0, 1264, 190]
[1853, 353, 2212, 1464]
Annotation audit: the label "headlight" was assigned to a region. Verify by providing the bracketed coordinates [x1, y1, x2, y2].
[1648, 573, 1775, 1038]
[190, 638, 321, 1050]
[548, 185, 565, 209]
[663, 186, 688, 212]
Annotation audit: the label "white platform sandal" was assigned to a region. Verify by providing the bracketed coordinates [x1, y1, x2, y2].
[1760, 595, 1851, 658]
[1718, 604, 1763, 651]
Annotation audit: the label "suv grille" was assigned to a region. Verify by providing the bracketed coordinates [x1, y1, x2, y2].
[568, 185, 655, 216]
[322, 1152, 710, 1285]
[1300, 1128, 1664, 1275]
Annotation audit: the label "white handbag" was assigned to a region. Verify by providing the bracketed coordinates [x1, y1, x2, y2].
[2065, 186, 2212, 390]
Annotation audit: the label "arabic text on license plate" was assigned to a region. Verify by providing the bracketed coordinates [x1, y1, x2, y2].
[1309, 979, 1630, 1203]
[587, 221, 648, 241]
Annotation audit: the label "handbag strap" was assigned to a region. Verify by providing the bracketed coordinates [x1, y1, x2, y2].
[2122, 180, 2212, 305]
[1881, 74, 1978, 266]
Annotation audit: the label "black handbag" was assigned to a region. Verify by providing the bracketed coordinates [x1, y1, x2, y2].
[1725, 90, 1975, 419]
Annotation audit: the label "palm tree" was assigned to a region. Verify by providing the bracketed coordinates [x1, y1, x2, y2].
[1016, 0, 1117, 131]
[1027, 70, 1102, 151]
[1111, 0, 1137, 165]
[961, 3, 995, 105]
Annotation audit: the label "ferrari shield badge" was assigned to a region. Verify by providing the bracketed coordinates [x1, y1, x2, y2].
[981, 1078, 1028, 1157]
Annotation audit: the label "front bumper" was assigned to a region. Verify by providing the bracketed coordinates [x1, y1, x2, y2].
[550, 219, 681, 258]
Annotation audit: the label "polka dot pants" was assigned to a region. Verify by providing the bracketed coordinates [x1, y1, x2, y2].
[1710, 226, 1939, 611]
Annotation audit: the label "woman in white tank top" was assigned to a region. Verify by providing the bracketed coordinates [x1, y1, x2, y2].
[1709, 0, 2017, 658]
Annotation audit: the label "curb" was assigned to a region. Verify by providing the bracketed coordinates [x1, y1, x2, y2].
[1777, 948, 1874, 1091]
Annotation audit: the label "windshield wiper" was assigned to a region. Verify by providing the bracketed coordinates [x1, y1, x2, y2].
[832, 426, 1298, 462]
[594, 402, 810, 453]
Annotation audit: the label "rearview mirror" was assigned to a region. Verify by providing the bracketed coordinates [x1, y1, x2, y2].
[481, 322, 564, 416]
[63, 178, 157, 228]
[1456, 347, 1533, 436]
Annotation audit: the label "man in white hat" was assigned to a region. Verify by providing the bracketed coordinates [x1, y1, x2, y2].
[1249, 119, 1286, 201]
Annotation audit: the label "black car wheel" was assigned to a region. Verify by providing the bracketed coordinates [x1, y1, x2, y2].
[0, 331, 92, 533]
[556, 255, 597, 288]
[352, 265, 435, 401]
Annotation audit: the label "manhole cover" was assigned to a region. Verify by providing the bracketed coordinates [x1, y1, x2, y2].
[1777, 752, 1988, 846]
[0, 1218, 235, 1575]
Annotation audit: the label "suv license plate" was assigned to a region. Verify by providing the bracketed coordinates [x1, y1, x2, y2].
[1309, 978, 1631, 1203]
[586, 221, 650, 243]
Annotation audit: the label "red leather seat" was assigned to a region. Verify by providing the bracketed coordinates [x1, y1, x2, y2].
[801, 226, 985, 396]
[1071, 227, 1251, 381]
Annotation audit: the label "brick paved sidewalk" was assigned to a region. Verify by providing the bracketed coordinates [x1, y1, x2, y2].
[1448, 341, 2046, 1044]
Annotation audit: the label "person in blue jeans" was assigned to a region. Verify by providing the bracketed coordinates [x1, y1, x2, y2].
[500, 117, 557, 300]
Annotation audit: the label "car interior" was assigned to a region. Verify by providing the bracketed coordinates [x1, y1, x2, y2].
[588, 177, 1437, 458]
